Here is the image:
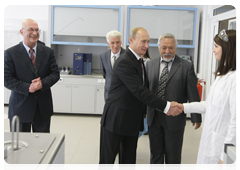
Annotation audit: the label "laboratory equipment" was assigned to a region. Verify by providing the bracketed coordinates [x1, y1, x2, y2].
[4, 115, 65, 164]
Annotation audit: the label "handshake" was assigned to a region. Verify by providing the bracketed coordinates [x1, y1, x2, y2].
[167, 102, 184, 116]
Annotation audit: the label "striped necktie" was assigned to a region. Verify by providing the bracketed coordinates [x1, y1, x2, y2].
[157, 61, 169, 99]
[29, 49, 36, 69]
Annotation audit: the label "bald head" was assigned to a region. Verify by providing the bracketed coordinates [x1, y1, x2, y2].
[20, 19, 40, 48]
[21, 19, 38, 29]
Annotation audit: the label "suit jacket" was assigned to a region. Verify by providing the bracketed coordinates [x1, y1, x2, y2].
[4, 42, 60, 122]
[100, 48, 167, 136]
[146, 55, 202, 131]
[100, 47, 126, 100]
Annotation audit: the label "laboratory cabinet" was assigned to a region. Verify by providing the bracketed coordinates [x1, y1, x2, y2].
[71, 85, 95, 113]
[4, 87, 11, 104]
[51, 5, 122, 46]
[127, 6, 198, 48]
[51, 75, 105, 115]
[51, 84, 72, 113]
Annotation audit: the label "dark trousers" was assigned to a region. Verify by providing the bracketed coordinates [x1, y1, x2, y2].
[99, 126, 138, 164]
[148, 112, 185, 164]
[10, 105, 51, 133]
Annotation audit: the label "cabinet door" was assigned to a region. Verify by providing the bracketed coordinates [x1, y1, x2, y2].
[52, 5, 121, 46]
[4, 87, 11, 104]
[51, 85, 72, 113]
[127, 6, 197, 48]
[72, 85, 95, 113]
[95, 86, 105, 114]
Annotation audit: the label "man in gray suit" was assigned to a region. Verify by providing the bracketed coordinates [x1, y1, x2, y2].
[100, 30, 125, 101]
[146, 33, 202, 164]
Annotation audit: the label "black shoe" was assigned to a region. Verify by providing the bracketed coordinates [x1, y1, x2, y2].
[144, 132, 148, 135]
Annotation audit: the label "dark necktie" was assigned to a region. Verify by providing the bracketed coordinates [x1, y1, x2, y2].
[139, 58, 145, 85]
[157, 61, 169, 99]
[139, 58, 143, 74]
[29, 49, 36, 69]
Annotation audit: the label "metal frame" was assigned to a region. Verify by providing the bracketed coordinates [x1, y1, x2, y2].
[126, 6, 197, 48]
[51, 5, 122, 46]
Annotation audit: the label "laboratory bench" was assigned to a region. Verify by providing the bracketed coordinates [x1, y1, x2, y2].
[4, 131, 65, 164]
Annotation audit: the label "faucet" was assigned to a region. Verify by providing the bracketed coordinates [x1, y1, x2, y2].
[11, 115, 19, 151]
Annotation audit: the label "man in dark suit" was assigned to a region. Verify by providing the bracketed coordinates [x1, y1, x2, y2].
[146, 33, 202, 164]
[4, 18, 60, 132]
[99, 27, 182, 164]
[100, 30, 125, 101]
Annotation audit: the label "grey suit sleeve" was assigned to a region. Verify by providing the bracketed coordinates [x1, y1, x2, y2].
[186, 63, 202, 123]
[100, 54, 106, 79]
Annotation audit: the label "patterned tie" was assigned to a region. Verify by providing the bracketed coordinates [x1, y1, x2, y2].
[29, 49, 36, 69]
[112, 55, 116, 68]
[157, 61, 169, 99]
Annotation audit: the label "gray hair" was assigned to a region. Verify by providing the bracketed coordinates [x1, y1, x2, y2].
[157, 33, 178, 46]
[106, 30, 122, 43]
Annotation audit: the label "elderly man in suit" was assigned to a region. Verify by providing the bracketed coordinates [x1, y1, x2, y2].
[99, 27, 183, 164]
[100, 30, 125, 101]
[4, 18, 59, 132]
[146, 33, 202, 164]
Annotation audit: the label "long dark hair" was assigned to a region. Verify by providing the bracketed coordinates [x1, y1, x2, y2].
[214, 29, 236, 77]
[144, 48, 150, 59]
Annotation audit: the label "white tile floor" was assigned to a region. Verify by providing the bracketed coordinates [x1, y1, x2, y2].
[4, 105, 202, 164]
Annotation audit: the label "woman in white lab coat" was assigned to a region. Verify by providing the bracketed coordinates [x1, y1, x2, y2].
[180, 29, 236, 164]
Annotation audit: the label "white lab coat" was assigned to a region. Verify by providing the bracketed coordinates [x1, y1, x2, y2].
[183, 71, 236, 164]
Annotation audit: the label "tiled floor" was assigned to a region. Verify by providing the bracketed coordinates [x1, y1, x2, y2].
[4, 105, 202, 164]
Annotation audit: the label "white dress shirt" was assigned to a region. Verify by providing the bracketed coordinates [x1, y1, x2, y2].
[111, 49, 121, 67]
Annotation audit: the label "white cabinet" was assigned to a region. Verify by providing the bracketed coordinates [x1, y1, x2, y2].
[4, 87, 11, 104]
[95, 86, 105, 114]
[72, 85, 95, 113]
[51, 84, 72, 113]
[51, 75, 105, 115]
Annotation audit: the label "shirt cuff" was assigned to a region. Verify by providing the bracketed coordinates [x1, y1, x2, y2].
[183, 103, 189, 114]
[163, 101, 170, 114]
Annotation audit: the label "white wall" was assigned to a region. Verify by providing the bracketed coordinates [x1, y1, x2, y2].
[4, 5, 50, 48]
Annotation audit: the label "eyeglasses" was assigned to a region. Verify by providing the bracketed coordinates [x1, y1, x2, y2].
[218, 29, 229, 43]
[22, 28, 41, 33]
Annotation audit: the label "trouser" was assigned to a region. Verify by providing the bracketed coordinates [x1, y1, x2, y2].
[10, 105, 51, 133]
[148, 112, 185, 164]
[99, 126, 138, 164]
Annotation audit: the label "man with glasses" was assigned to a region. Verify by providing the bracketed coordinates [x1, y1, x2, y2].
[146, 33, 202, 164]
[4, 18, 59, 132]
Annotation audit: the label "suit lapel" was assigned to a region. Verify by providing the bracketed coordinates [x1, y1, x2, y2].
[18, 42, 36, 75]
[126, 49, 143, 84]
[106, 50, 112, 71]
[35, 45, 44, 74]
[167, 55, 181, 83]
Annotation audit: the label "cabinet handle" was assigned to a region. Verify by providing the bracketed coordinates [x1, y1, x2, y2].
[66, 86, 71, 88]
[73, 86, 78, 88]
